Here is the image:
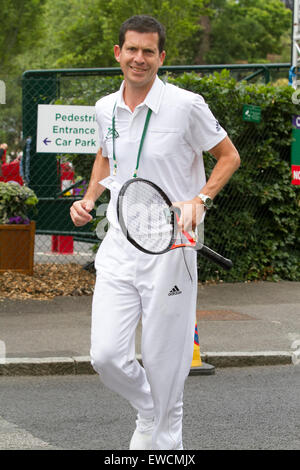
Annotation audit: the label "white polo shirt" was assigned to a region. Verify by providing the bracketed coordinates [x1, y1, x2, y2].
[95, 76, 227, 228]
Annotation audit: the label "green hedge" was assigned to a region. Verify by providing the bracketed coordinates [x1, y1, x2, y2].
[70, 71, 300, 281]
[169, 71, 299, 281]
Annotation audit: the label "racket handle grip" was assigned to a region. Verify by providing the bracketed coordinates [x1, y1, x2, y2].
[198, 245, 233, 270]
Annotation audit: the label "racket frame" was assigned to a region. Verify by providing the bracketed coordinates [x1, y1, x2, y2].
[117, 177, 177, 255]
[117, 177, 233, 270]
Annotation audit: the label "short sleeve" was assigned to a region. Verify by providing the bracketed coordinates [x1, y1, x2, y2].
[184, 94, 227, 154]
[95, 104, 108, 157]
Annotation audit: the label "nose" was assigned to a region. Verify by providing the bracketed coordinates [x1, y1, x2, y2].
[134, 49, 145, 64]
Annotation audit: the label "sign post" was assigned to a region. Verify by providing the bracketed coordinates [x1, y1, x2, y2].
[242, 104, 261, 123]
[36, 104, 99, 255]
[37, 105, 98, 154]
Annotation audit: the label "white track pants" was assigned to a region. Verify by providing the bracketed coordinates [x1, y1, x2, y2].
[90, 227, 198, 450]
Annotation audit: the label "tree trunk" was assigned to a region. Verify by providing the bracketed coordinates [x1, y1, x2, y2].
[195, 16, 211, 64]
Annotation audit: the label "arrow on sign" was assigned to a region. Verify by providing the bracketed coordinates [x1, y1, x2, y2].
[43, 137, 51, 145]
[245, 110, 250, 116]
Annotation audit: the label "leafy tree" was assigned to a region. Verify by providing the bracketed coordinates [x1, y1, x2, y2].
[41, 0, 207, 67]
[0, 0, 46, 150]
[0, 0, 293, 152]
[205, 0, 292, 64]
[38, 0, 292, 68]
[0, 0, 46, 73]
[16, 0, 292, 69]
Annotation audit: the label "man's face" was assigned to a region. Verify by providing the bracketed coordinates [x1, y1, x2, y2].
[114, 30, 166, 90]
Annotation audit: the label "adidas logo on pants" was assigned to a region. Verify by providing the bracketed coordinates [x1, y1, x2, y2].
[168, 285, 182, 296]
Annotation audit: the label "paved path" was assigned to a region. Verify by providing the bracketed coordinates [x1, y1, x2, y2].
[0, 281, 299, 374]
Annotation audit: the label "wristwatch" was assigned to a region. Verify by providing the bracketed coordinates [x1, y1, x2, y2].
[197, 193, 213, 210]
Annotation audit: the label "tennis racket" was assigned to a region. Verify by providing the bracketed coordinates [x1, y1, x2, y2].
[117, 177, 233, 270]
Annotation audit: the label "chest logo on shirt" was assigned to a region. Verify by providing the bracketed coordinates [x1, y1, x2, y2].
[105, 127, 119, 142]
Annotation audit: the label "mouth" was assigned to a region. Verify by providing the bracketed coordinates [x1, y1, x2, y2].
[129, 66, 147, 73]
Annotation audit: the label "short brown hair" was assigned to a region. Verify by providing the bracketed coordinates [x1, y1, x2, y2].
[119, 15, 166, 53]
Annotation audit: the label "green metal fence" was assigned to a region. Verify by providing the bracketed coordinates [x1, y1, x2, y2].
[18, 63, 291, 267]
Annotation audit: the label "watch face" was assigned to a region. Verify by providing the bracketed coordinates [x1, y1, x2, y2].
[198, 193, 213, 209]
[205, 197, 213, 209]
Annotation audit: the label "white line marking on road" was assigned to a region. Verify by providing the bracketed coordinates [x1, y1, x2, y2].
[0, 416, 61, 450]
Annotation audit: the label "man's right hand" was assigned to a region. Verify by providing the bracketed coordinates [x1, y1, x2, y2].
[70, 199, 95, 227]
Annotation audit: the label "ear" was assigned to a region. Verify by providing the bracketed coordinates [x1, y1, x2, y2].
[114, 45, 121, 63]
[159, 50, 166, 66]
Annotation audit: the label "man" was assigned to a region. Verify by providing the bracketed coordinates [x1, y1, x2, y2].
[70, 15, 240, 450]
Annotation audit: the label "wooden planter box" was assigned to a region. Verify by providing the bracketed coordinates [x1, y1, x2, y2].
[0, 221, 35, 275]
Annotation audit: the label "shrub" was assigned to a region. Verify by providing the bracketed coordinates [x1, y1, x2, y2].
[169, 71, 299, 281]
[0, 182, 38, 224]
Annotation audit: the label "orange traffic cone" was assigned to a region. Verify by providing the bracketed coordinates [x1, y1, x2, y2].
[191, 322, 202, 368]
[190, 321, 215, 375]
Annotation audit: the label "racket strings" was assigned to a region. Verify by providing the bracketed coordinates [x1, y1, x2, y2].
[120, 181, 173, 253]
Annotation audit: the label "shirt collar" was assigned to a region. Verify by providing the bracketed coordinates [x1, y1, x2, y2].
[116, 75, 165, 114]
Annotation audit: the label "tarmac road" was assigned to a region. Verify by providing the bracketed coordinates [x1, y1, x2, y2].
[0, 365, 299, 450]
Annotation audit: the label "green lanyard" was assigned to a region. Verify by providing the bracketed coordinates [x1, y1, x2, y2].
[112, 102, 152, 178]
